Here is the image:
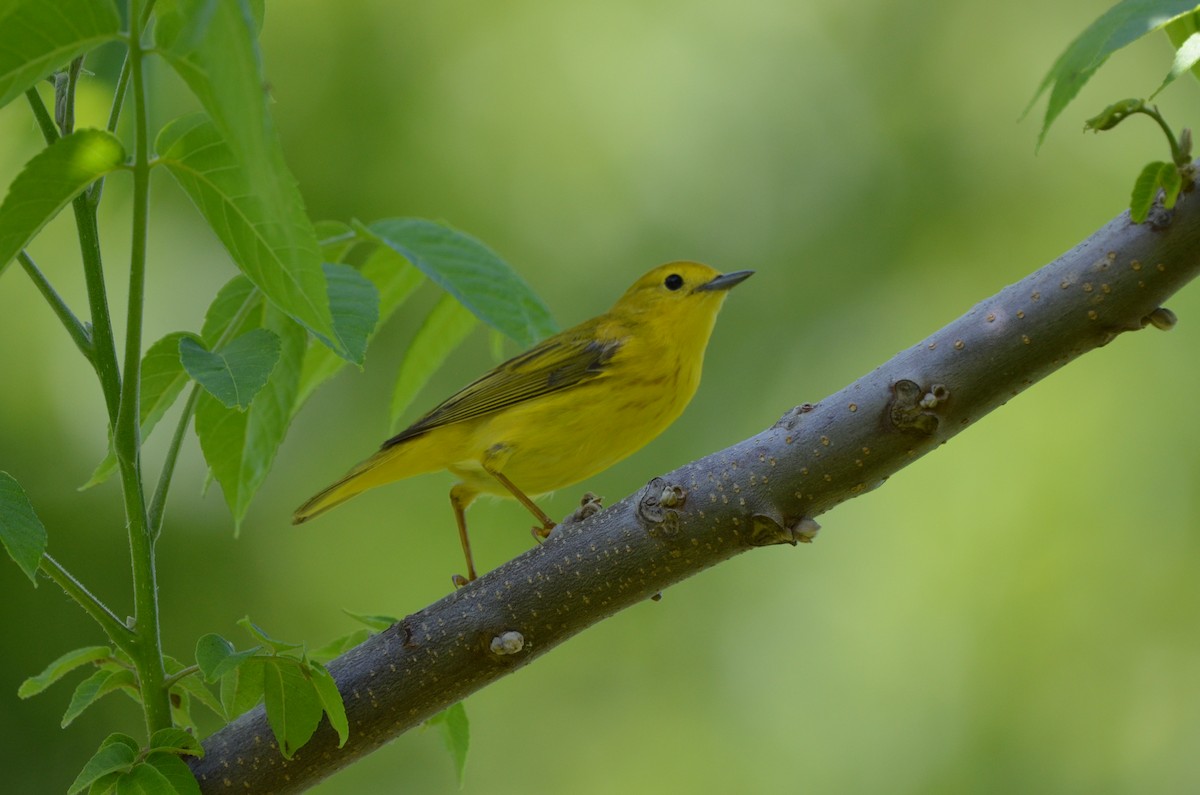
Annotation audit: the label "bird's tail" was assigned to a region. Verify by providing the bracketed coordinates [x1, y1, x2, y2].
[291, 439, 436, 524]
[291, 468, 369, 524]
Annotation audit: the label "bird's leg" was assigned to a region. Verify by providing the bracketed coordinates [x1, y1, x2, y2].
[449, 484, 478, 587]
[484, 466, 557, 540]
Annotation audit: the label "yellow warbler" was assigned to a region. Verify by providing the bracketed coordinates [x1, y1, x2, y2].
[293, 262, 752, 584]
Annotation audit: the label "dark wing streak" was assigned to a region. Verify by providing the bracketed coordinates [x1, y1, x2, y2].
[382, 336, 623, 449]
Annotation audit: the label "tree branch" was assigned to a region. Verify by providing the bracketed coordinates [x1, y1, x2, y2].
[191, 188, 1200, 792]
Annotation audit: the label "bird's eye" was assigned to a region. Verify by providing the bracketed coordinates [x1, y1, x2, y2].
[664, 274, 684, 291]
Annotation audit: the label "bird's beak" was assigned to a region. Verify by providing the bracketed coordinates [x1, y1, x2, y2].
[696, 270, 754, 292]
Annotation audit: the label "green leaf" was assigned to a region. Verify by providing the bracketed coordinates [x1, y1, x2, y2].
[195, 633, 261, 683]
[62, 667, 135, 727]
[1161, 161, 1184, 207]
[180, 329, 281, 410]
[293, 244, 425, 417]
[361, 218, 557, 348]
[315, 219, 357, 262]
[156, 0, 280, 217]
[219, 656, 265, 720]
[1130, 160, 1175, 222]
[427, 702, 470, 787]
[18, 645, 110, 698]
[318, 261, 378, 366]
[135, 332, 198, 435]
[149, 728, 203, 758]
[84, 332, 198, 490]
[307, 660, 349, 747]
[154, 0, 334, 346]
[0, 128, 124, 273]
[362, 243, 431, 319]
[236, 617, 304, 654]
[156, 113, 336, 348]
[308, 629, 370, 663]
[67, 733, 138, 795]
[1165, 11, 1200, 84]
[112, 761, 174, 795]
[170, 670, 225, 720]
[0, 0, 121, 112]
[1026, 0, 1200, 146]
[142, 754, 202, 795]
[0, 470, 46, 586]
[1153, 30, 1200, 97]
[195, 309, 304, 529]
[343, 609, 399, 633]
[201, 276, 261, 345]
[262, 657, 324, 759]
[390, 292, 478, 430]
[167, 687, 198, 736]
[89, 773, 123, 795]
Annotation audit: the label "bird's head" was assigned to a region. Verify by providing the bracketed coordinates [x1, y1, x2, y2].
[612, 262, 754, 322]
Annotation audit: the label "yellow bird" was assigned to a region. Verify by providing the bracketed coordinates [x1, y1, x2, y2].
[293, 262, 752, 584]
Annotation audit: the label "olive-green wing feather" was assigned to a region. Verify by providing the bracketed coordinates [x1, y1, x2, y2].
[383, 333, 623, 449]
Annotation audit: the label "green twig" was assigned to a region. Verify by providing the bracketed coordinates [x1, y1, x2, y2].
[1086, 99, 1193, 168]
[71, 197, 123, 426]
[161, 664, 202, 691]
[54, 57, 85, 135]
[24, 87, 59, 145]
[39, 554, 135, 648]
[17, 251, 94, 359]
[90, 49, 133, 207]
[148, 384, 199, 538]
[26, 86, 122, 417]
[105, 45, 132, 136]
[1144, 106, 1185, 165]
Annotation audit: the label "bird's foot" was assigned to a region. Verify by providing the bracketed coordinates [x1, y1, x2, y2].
[530, 520, 557, 543]
[451, 573, 475, 588]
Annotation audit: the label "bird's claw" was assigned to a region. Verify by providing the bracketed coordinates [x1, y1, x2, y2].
[530, 522, 556, 543]
[451, 573, 473, 588]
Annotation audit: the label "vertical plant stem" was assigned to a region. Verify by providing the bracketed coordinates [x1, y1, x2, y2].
[119, 1, 173, 734]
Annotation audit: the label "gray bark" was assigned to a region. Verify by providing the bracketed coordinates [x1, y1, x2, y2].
[191, 192, 1200, 792]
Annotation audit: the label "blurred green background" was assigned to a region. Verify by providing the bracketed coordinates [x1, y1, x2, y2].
[3, 0, 1200, 792]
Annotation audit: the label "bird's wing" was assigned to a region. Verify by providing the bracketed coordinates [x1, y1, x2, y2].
[382, 331, 624, 449]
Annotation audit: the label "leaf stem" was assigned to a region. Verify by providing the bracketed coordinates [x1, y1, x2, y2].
[90, 49, 133, 207]
[17, 251, 94, 360]
[54, 57, 85, 135]
[24, 87, 59, 145]
[1143, 105, 1184, 165]
[106, 51, 132, 136]
[148, 384, 199, 537]
[39, 554, 135, 647]
[71, 195, 124, 426]
[161, 664, 201, 691]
